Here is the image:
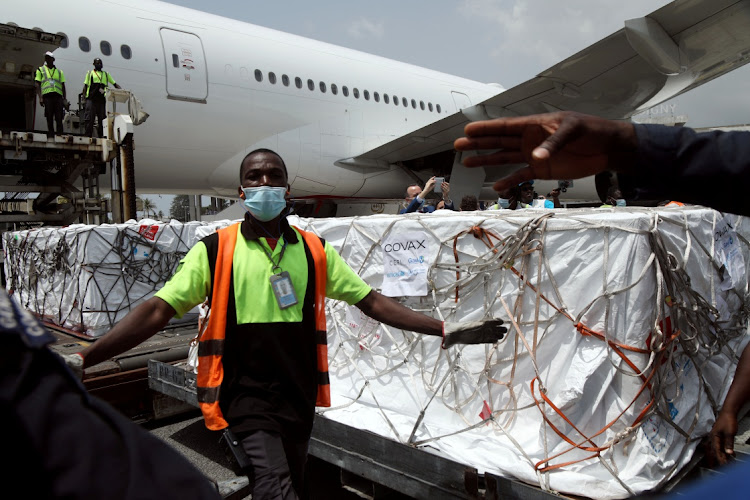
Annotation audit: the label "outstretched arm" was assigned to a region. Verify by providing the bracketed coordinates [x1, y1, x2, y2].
[355, 290, 506, 347]
[453, 111, 638, 193]
[356, 290, 441, 336]
[78, 296, 176, 368]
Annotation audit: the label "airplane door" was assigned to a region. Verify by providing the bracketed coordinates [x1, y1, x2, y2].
[451, 91, 472, 111]
[160, 28, 208, 102]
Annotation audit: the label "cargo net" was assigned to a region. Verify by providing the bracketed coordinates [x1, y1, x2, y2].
[297, 208, 750, 498]
[2, 222, 208, 337]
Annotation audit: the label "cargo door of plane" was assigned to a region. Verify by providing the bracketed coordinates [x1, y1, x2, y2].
[160, 28, 208, 103]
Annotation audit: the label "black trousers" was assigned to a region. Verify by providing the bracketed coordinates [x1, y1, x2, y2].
[43, 93, 64, 136]
[240, 429, 309, 500]
[84, 98, 106, 137]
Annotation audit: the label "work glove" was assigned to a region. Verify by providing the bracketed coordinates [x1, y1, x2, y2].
[442, 319, 507, 348]
[60, 352, 84, 379]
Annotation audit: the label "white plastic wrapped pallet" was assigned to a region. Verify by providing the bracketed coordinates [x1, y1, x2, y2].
[2, 207, 748, 498]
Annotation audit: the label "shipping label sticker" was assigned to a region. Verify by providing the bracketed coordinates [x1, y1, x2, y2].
[138, 224, 159, 241]
[381, 232, 430, 297]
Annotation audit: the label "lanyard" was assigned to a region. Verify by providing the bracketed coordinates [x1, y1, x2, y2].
[257, 237, 287, 273]
[42, 67, 59, 82]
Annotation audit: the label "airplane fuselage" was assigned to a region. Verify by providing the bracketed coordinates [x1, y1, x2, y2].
[6, 0, 502, 199]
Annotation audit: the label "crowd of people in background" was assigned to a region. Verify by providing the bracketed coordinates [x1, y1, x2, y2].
[400, 175, 590, 213]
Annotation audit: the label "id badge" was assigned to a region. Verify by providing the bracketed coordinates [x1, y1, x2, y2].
[270, 271, 298, 309]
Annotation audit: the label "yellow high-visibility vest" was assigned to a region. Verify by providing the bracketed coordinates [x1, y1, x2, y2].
[84, 70, 115, 98]
[36, 66, 65, 96]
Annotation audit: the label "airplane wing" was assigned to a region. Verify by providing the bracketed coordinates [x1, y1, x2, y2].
[342, 0, 750, 177]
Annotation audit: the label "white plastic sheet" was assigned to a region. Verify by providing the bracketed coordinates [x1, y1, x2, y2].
[3, 207, 749, 497]
[291, 207, 749, 498]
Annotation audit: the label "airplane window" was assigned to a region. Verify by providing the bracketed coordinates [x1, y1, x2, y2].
[331, 83, 338, 95]
[282, 74, 289, 86]
[436, 104, 442, 113]
[100, 40, 111, 56]
[393, 95, 399, 106]
[419, 100, 425, 110]
[79, 36, 91, 52]
[58, 33, 68, 49]
[172, 54, 179, 68]
[295, 77, 302, 89]
[255, 69, 263, 82]
[374, 92, 380, 102]
[120, 44, 132, 60]
[384, 94, 389, 104]
[240, 67, 248, 79]
[411, 99, 416, 109]
[269, 72, 277, 84]
[363, 90, 370, 100]
[428, 102, 433, 112]
[402, 97, 407, 107]
[342, 86, 349, 97]
[353, 88, 359, 99]
[319, 81, 326, 93]
[307, 79, 314, 91]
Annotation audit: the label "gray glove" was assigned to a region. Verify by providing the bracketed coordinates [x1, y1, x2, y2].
[60, 352, 84, 379]
[443, 319, 507, 348]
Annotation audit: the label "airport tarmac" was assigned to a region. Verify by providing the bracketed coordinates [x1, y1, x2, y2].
[144, 412, 409, 499]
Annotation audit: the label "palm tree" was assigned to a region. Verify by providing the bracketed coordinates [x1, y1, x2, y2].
[141, 197, 156, 218]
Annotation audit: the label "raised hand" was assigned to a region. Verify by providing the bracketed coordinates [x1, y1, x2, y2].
[454, 111, 637, 193]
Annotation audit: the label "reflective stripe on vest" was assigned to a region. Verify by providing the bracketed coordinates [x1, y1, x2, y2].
[196, 223, 330, 431]
[38, 66, 63, 95]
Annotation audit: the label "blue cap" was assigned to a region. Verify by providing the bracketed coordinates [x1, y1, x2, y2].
[518, 180, 534, 187]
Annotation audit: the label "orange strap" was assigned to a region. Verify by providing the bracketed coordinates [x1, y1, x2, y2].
[294, 227, 331, 407]
[451, 224, 682, 471]
[197, 222, 239, 431]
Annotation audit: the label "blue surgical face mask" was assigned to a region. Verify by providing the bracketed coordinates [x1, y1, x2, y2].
[615, 199, 626, 207]
[241, 186, 287, 221]
[497, 198, 510, 209]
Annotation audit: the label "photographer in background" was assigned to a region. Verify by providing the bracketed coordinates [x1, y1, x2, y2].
[400, 176, 455, 213]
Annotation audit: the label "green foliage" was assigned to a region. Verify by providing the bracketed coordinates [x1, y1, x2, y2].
[169, 195, 190, 222]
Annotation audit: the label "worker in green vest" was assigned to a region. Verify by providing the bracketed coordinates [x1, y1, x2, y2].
[65, 149, 509, 500]
[82, 58, 121, 138]
[35, 51, 67, 139]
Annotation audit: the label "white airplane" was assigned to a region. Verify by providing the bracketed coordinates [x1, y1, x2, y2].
[3, 0, 750, 207]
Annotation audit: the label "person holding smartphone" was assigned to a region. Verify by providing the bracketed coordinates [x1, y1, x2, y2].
[400, 176, 455, 213]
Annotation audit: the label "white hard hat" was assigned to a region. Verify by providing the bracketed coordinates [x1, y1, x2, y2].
[45, 51, 55, 59]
